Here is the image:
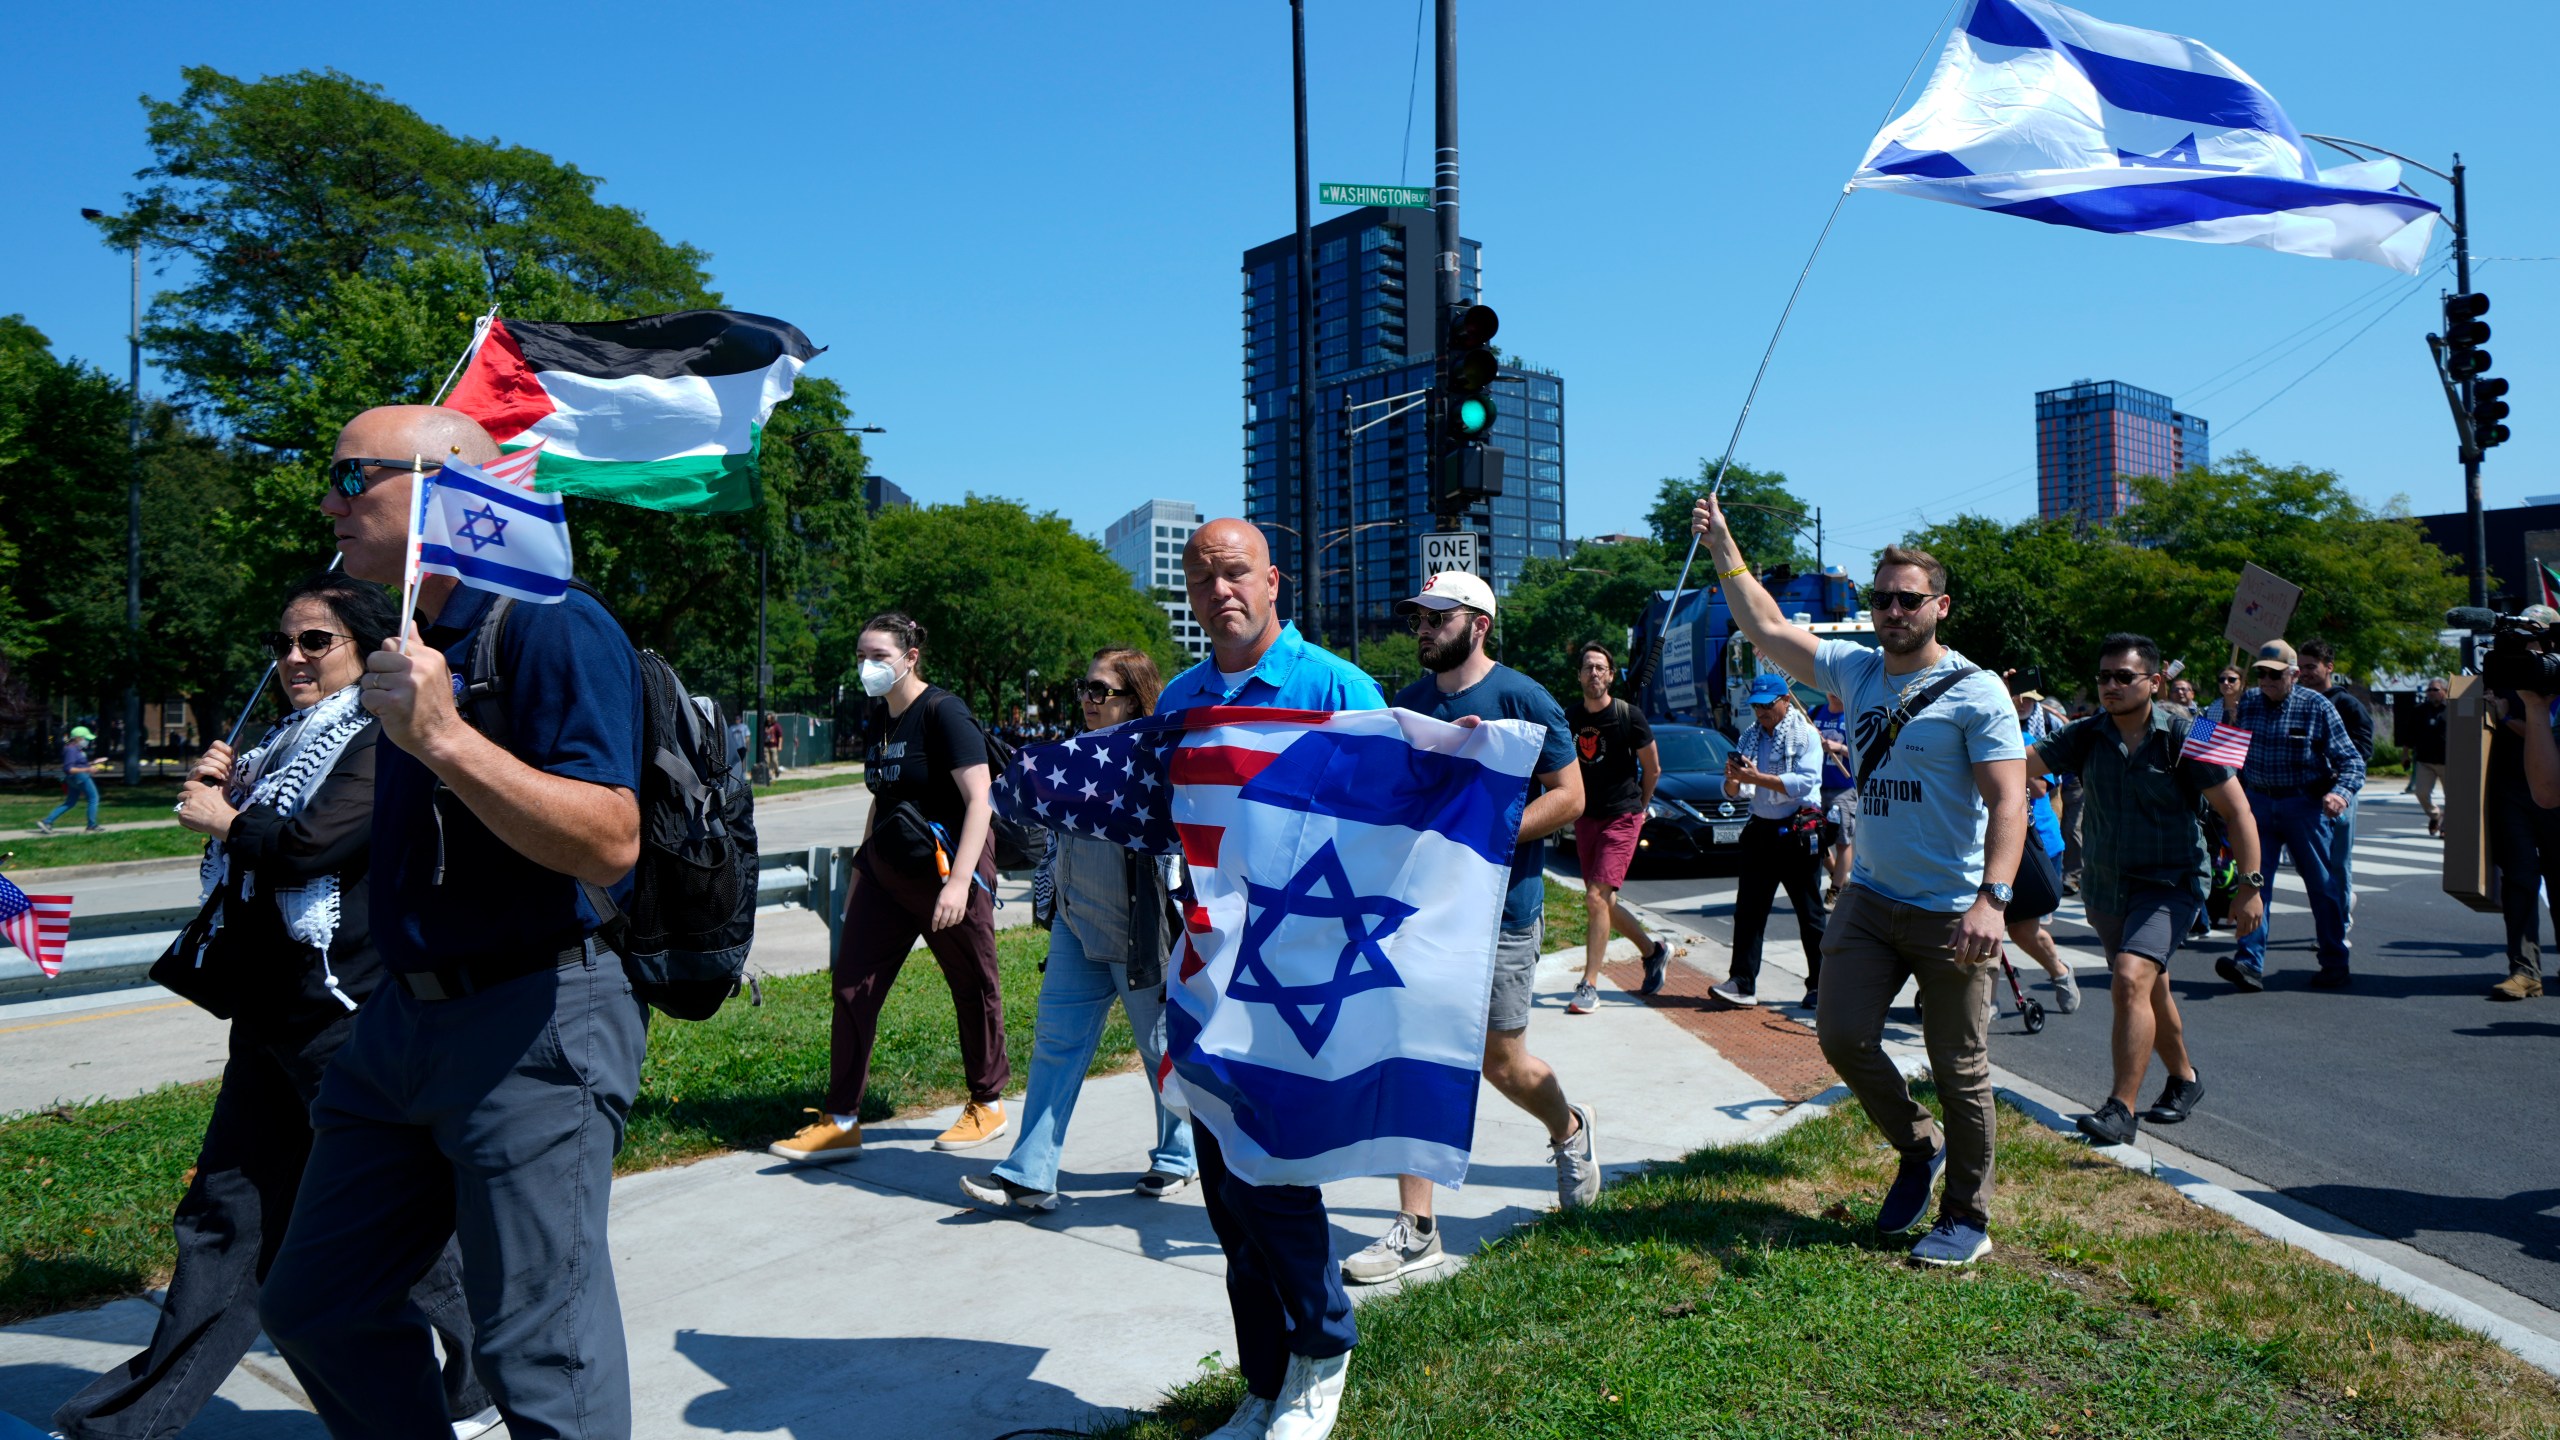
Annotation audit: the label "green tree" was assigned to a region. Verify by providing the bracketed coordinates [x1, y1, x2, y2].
[866, 498, 1180, 723]
[1356, 632, 1421, 701]
[1895, 514, 2104, 688]
[1498, 538, 1677, 697]
[1646, 461, 1817, 574]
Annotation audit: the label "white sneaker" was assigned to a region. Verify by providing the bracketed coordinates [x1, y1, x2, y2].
[452, 1406, 503, 1440]
[2049, 969, 2081, 1014]
[1267, 1350, 1350, 1439]
[1566, 982, 1599, 1014]
[1708, 980, 1756, 1007]
[1201, 1392, 1276, 1439]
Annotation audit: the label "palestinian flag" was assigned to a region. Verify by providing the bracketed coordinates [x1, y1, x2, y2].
[445, 310, 821, 513]
[2542, 560, 2560, 611]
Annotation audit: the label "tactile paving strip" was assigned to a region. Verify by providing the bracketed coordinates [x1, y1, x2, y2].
[1600, 957, 1839, 1102]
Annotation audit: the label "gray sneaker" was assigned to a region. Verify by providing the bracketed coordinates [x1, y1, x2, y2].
[2049, 969, 2081, 1014]
[1553, 1102, 1599, 1209]
[1566, 982, 1599, 1014]
[33, 819, 53, 835]
[957, 1172, 1059, 1213]
[1708, 980, 1756, 1007]
[1341, 1212, 1444, 1283]
[1910, 1216, 1992, 1267]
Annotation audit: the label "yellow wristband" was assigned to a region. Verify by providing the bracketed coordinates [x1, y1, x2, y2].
[1718, 563, 1751, 581]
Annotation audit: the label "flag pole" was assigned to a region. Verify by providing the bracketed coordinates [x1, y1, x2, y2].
[396, 454, 428, 655]
[1630, 0, 1959, 700]
[430, 307, 499, 408]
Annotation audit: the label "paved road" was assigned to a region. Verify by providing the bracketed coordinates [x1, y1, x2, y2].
[1593, 788, 2560, 1314]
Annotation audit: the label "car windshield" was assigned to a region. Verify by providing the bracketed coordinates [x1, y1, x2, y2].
[1653, 728, 1733, 775]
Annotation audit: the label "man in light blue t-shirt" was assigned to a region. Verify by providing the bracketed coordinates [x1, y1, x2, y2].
[1693, 493, 2026, 1269]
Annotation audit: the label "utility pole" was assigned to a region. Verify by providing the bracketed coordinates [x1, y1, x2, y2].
[2453, 154, 2485, 609]
[755, 544, 770, 785]
[1431, 0, 1460, 530]
[1290, 0, 1318, 629]
[122, 233, 143, 785]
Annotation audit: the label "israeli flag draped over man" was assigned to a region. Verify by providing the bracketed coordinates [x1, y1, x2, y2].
[1851, 0, 2441, 273]
[994, 704, 1545, 1188]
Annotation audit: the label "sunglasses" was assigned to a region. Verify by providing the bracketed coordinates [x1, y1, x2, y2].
[327, 456, 428, 498]
[1406, 606, 1479, 634]
[2093, 668, 2152, 688]
[1076, 680, 1133, 702]
[264, 629, 352, 660]
[1865, 588, 1940, 613]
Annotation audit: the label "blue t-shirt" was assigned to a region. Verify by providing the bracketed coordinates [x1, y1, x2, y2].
[1811, 639, 2024, 912]
[60, 742, 89, 777]
[1811, 704, 1854, 792]
[1395, 664, 1575, 932]
[373, 585, 644, 973]
[1159, 620, 1384, 716]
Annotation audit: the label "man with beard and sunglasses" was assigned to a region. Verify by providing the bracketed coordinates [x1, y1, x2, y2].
[1340, 570, 1597, 1290]
[1693, 495, 2026, 1267]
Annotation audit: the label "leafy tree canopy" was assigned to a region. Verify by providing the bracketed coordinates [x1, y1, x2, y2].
[1498, 538, 1678, 698]
[1646, 460, 1817, 575]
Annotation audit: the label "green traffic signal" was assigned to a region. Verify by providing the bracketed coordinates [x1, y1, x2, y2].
[1457, 396, 1492, 436]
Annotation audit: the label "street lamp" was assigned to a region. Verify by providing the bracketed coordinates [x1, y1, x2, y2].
[80, 207, 147, 784]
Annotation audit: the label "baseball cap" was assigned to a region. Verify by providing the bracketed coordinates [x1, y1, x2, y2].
[1396, 569, 1498, 619]
[1747, 674, 1791, 704]
[2014, 689, 2044, 702]
[2251, 639, 2297, 672]
[68, 725, 96, 741]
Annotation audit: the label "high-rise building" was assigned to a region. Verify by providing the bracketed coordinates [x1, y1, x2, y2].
[1103, 498, 1210, 657]
[862, 475, 912, 514]
[2035, 379, 2209, 523]
[1242, 206, 1566, 642]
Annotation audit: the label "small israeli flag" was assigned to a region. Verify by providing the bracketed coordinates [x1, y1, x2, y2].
[1851, 0, 2442, 273]
[415, 457, 575, 603]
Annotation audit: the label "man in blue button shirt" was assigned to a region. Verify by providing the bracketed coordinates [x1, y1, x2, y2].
[260, 406, 647, 1440]
[2220, 638, 2364, 992]
[1160, 518, 1380, 1440]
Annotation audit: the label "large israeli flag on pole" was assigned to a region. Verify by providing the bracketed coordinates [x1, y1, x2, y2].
[1850, 0, 2441, 273]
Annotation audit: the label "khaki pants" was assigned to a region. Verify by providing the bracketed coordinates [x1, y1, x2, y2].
[1816, 884, 1997, 1226]
[2408, 761, 2444, 822]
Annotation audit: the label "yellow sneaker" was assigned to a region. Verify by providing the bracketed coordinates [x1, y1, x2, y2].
[934, 1099, 1008, 1151]
[768, 1109, 863, 1164]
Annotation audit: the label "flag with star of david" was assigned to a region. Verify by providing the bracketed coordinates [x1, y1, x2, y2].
[411, 450, 575, 604]
[995, 704, 1547, 1188]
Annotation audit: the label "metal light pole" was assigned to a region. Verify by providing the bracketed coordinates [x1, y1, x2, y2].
[1430, 0, 1461, 528]
[79, 209, 145, 783]
[1290, 0, 1318, 628]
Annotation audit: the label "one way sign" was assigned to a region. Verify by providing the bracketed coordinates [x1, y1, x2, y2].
[1422, 531, 1480, 577]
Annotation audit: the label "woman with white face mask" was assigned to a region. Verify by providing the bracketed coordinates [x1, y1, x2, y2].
[770, 611, 1010, 1163]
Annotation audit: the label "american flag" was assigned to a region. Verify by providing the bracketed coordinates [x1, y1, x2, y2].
[0, 874, 72, 978]
[2182, 716, 2252, 770]
[991, 711, 1249, 854]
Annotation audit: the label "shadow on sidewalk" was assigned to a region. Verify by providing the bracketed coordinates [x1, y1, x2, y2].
[673, 1329, 1110, 1439]
[1, 1360, 326, 1439]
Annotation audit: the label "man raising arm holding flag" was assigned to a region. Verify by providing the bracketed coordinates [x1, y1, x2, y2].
[1692, 493, 2027, 1267]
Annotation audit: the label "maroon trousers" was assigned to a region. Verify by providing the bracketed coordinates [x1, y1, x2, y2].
[827, 844, 1007, 1117]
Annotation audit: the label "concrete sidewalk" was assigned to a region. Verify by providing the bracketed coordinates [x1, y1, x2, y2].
[0, 938, 1781, 1439]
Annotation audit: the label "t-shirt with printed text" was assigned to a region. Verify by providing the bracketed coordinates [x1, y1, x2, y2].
[1811, 639, 2024, 912]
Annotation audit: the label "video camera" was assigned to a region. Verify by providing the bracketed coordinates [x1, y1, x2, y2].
[2449, 606, 2560, 693]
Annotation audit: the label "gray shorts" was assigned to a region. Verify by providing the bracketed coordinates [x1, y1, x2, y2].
[1488, 919, 1543, 1034]
[2086, 886, 2202, 967]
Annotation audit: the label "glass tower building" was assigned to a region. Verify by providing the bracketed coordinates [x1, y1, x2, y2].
[1242, 206, 1566, 641]
[2035, 379, 2209, 523]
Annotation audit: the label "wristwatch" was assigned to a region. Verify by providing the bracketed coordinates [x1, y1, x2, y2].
[2237, 871, 2264, 889]
[1977, 881, 2013, 908]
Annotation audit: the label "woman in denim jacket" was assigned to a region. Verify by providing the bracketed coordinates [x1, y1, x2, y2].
[961, 646, 1196, 1210]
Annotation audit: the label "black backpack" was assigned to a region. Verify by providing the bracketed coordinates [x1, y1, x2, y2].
[918, 691, 1050, 874]
[465, 585, 759, 1020]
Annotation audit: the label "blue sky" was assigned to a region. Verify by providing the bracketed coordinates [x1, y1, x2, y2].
[6, 1, 2553, 558]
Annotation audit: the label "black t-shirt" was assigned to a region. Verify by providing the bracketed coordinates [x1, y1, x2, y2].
[865, 686, 988, 837]
[2324, 686, 2375, 762]
[1572, 697, 1654, 819]
[2412, 700, 2447, 766]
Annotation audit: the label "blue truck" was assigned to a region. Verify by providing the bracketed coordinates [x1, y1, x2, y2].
[1631, 566, 1875, 734]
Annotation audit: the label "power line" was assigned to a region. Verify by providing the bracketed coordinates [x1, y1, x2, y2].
[1398, 0, 1425, 186]
[2180, 266, 2436, 411]
[2175, 268, 2416, 401]
[2213, 265, 2444, 440]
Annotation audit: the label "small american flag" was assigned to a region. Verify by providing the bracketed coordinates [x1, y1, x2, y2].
[991, 715, 1196, 854]
[2182, 716, 2251, 770]
[0, 874, 72, 978]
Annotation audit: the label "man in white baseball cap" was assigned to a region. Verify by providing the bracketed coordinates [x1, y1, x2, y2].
[1340, 568, 1597, 1287]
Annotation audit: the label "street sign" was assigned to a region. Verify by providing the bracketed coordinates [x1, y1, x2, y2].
[1320, 182, 1431, 209]
[2223, 563, 2303, 653]
[1422, 531, 1480, 577]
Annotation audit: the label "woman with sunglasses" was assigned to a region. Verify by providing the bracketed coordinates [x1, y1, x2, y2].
[2212, 668, 2247, 724]
[56, 572, 494, 1440]
[962, 647, 1197, 1211]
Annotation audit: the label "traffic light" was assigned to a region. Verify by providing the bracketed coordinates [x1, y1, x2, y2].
[2445, 291, 2492, 377]
[1434, 303, 1506, 513]
[2475, 375, 2513, 450]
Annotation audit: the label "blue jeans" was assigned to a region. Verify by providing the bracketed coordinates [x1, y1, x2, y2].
[2236, 791, 2350, 974]
[2326, 788, 2361, 923]
[44, 773, 99, 828]
[994, 922, 1193, 1192]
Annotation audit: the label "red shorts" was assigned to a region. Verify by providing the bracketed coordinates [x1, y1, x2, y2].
[1574, 810, 1645, 890]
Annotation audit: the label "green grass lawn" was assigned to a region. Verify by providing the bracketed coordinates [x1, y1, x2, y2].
[2, 924, 1123, 1322]
[1097, 1090, 2560, 1439]
[754, 770, 864, 800]
[0, 777, 190, 831]
[2, 827, 208, 873]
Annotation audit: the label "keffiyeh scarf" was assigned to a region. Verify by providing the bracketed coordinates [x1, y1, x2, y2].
[198, 683, 373, 959]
